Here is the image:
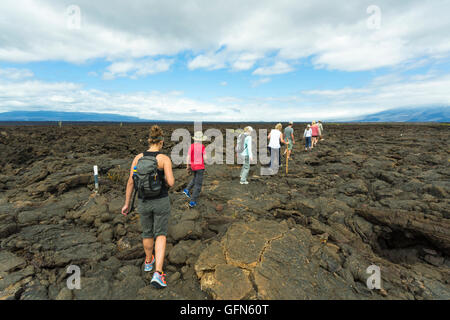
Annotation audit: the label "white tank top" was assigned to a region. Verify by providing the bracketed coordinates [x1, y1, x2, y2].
[268, 129, 281, 148]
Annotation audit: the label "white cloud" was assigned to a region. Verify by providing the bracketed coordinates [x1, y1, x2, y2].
[231, 53, 262, 71]
[302, 88, 371, 96]
[2, 68, 448, 122]
[253, 62, 294, 76]
[215, 96, 241, 103]
[0, 1, 449, 72]
[251, 77, 271, 87]
[0, 68, 34, 80]
[187, 53, 226, 71]
[188, 51, 262, 72]
[0, 78, 241, 121]
[299, 72, 450, 119]
[1, 1, 450, 121]
[103, 58, 173, 79]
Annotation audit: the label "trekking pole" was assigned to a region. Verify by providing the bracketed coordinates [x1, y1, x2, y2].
[286, 151, 289, 174]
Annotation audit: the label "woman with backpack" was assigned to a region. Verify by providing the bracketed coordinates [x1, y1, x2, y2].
[239, 126, 253, 184]
[121, 125, 174, 289]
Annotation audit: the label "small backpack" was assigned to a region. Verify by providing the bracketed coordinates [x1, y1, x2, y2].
[236, 133, 246, 154]
[133, 154, 162, 199]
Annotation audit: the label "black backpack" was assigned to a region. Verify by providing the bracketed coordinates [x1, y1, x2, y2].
[133, 154, 162, 199]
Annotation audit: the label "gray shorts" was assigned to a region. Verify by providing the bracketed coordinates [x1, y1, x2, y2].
[137, 196, 171, 239]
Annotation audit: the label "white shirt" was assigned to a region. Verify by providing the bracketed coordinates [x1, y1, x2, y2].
[304, 128, 312, 138]
[268, 129, 282, 148]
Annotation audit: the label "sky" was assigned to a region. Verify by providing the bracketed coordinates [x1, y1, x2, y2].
[0, 0, 450, 121]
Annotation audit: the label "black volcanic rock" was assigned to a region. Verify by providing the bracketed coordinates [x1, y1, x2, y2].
[0, 123, 449, 300]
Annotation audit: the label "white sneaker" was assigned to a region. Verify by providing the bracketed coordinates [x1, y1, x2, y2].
[240, 181, 249, 185]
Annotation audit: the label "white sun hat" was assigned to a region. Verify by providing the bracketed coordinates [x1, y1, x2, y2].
[193, 131, 208, 141]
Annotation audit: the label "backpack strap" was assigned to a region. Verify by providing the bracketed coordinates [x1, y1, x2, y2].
[143, 151, 159, 157]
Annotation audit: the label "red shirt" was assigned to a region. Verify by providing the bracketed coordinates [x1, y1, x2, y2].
[311, 125, 319, 136]
[189, 143, 206, 171]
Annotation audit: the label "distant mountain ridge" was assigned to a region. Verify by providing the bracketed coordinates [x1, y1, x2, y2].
[0, 111, 144, 122]
[0, 107, 449, 122]
[357, 106, 450, 122]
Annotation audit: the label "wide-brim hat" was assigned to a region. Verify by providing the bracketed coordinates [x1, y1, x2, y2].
[193, 131, 208, 141]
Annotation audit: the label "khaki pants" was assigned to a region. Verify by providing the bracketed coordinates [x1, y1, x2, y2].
[138, 196, 171, 238]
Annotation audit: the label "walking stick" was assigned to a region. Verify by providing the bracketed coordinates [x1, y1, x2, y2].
[286, 147, 289, 174]
[286, 155, 288, 174]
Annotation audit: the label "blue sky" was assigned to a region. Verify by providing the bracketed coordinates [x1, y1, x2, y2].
[1, 58, 376, 96]
[0, 0, 450, 121]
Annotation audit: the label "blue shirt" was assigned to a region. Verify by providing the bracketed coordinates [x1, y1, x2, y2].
[240, 135, 253, 158]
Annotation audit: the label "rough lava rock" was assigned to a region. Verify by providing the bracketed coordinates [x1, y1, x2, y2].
[1, 123, 449, 300]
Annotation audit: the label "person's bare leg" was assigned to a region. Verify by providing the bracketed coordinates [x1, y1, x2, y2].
[143, 238, 154, 262]
[154, 235, 167, 272]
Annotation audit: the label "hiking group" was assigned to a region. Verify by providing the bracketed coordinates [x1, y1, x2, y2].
[121, 121, 324, 288]
[304, 120, 324, 151]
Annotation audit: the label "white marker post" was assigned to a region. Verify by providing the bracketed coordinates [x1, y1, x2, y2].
[93, 165, 99, 192]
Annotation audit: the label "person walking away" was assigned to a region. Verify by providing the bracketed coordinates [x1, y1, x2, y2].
[304, 124, 312, 151]
[283, 121, 295, 160]
[318, 121, 324, 141]
[311, 121, 319, 148]
[268, 123, 286, 173]
[239, 126, 253, 184]
[121, 125, 174, 289]
[183, 131, 208, 208]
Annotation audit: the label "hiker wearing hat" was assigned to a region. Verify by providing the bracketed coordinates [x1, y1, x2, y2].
[283, 121, 295, 160]
[183, 131, 208, 208]
[121, 125, 174, 289]
[239, 126, 254, 184]
[303, 124, 312, 151]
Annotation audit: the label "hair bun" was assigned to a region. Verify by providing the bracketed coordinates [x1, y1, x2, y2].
[148, 125, 164, 145]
